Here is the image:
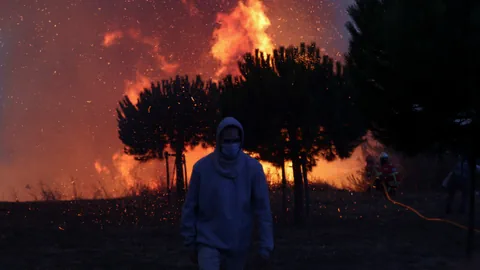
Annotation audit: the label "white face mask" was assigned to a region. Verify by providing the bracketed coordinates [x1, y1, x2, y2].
[221, 143, 241, 160]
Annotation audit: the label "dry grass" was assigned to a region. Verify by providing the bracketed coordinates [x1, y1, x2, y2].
[1, 182, 479, 269]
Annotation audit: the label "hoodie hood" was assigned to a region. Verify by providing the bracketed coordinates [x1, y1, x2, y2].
[212, 117, 247, 179]
[215, 117, 244, 149]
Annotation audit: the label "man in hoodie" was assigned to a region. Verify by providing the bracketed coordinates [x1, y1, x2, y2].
[180, 117, 274, 270]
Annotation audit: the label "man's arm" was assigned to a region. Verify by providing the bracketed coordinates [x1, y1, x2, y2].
[180, 168, 201, 251]
[252, 165, 274, 258]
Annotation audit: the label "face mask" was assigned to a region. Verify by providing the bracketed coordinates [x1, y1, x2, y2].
[221, 143, 241, 160]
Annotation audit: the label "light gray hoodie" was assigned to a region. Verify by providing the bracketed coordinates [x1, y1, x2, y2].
[180, 117, 274, 257]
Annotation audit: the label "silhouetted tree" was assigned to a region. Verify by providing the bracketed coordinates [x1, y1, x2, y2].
[220, 72, 292, 219]
[221, 43, 366, 225]
[117, 75, 218, 199]
[346, 0, 479, 256]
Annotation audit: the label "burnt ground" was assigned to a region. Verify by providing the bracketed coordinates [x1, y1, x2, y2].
[0, 186, 479, 270]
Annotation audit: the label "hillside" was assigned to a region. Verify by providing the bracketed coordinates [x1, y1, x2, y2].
[1, 187, 479, 269]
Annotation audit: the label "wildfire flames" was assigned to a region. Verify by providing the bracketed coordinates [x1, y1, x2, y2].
[92, 0, 277, 194]
[93, 152, 162, 197]
[211, 0, 274, 77]
[123, 72, 151, 106]
[102, 28, 179, 105]
[89, 0, 365, 197]
[0, 0, 359, 201]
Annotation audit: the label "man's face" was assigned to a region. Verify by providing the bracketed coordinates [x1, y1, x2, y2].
[380, 157, 388, 165]
[221, 126, 241, 144]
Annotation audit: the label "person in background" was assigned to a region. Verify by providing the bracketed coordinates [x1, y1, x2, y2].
[444, 156, 471, 214]
[180, 117, 274, 270]
[376, 152, 400, 196]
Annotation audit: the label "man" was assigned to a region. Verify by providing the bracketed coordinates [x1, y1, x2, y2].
[180, 117, 274, 270]
[375, 152, 400, 196]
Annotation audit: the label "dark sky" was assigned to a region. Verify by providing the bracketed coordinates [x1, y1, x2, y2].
[0, 0, 354, 201]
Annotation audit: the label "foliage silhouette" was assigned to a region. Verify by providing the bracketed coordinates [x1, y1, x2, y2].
[346, 0, 480, 256]
[117, 75, 219, 198]
[221, 42, 366, 225]
[346, 0, 479, 154]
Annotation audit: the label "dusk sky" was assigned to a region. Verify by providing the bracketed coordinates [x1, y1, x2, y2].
[0, 0, 355, 200]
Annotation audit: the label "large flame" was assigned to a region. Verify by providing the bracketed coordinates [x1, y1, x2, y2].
[90, 0, 365, 198]
[211, 0, 274, 77]
[0, 0, 357, 201]
[90, 1, 278, 196]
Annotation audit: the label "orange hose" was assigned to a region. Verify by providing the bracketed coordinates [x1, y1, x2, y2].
[381, 183, 480, 233]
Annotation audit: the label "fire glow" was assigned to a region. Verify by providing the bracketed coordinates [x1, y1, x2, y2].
[211, 0, 274, 77]
[93, 0, 364, 197]
[0, 0, 358, 201]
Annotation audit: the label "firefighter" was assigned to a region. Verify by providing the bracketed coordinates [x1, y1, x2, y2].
[375, 152, 400, 196]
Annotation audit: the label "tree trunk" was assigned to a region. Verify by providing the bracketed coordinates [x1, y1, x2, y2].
[467, 152, 476, 258]
[301, 153, 310, 218]
[281, 158, 288, 222]
[288, 127, 305, 226]
[164, 151, 171, 202]
[183, 154, 188, 192]
[291, 155, 305, 226]
[175, 143, 185, 199]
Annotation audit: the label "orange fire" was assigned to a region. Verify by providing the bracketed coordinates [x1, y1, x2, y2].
[98, 29, 184, 194]
[102, 31, 123, 47]
[92, 1, 278, 196]
[94, 161, 110, 175]
[211, 0, 274, 77]
[124, 71, 151, 105]
[94, 150, 163, 195]
[90, 0, 364, 199]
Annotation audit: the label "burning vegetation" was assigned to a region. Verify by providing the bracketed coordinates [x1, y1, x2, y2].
[14, 0, 363, 203]
[2, 0, 480, 268]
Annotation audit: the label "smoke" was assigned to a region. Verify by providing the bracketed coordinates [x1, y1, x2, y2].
[0, 33, 6, 164]
[0, 0, 354, 201]
[93, 0, 278, 195]
[181, 0, 202, 17]
[102, 28, 179, 104]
